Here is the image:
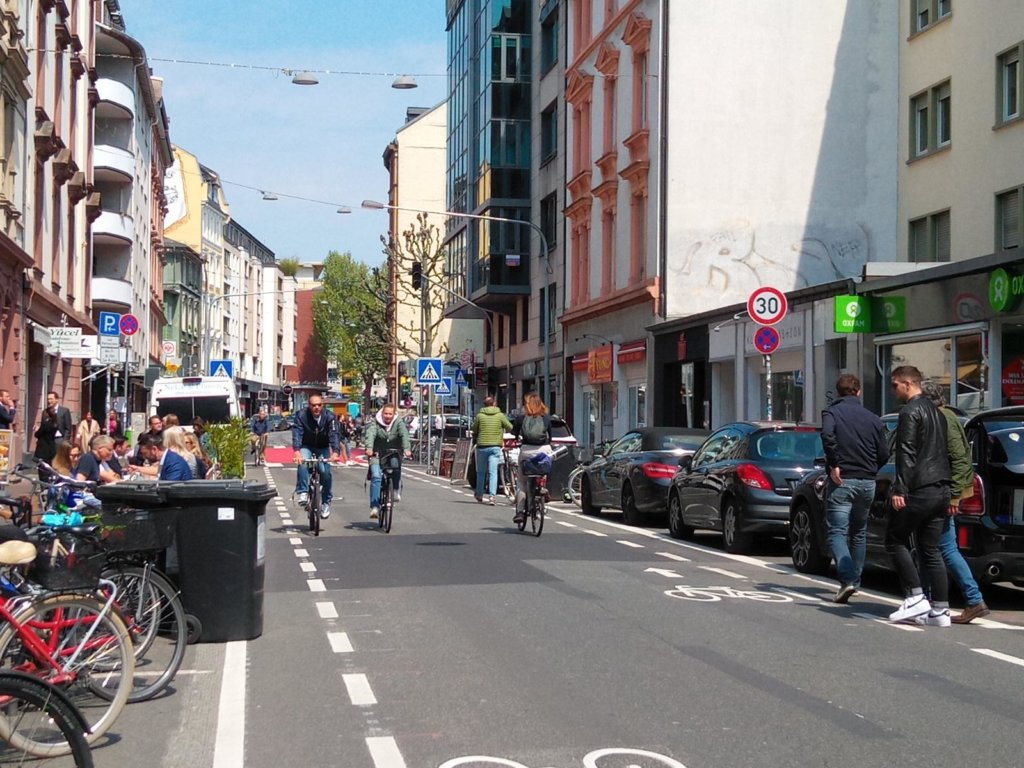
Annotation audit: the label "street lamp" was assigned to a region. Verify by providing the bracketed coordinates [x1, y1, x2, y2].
[361, 199, 554, 406]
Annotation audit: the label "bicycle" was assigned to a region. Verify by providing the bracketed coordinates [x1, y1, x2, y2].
[518, 464, 547, 538]
[297, 457, 331, 537]
[251, 433, 268, 467]
[0, 670, 93, 767]
[498, 438, 519, 504]
[377, 449, 402, 534]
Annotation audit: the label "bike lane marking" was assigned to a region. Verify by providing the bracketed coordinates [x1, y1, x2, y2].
[343, 673, 378, 706]
[328, 631, 354, 653]
[698, 566, 746, 580]
[555, 520, 577, 528]
[971, 648, 1024, 667]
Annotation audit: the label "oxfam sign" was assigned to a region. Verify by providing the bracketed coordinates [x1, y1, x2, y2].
[989, 267, 1024, 313]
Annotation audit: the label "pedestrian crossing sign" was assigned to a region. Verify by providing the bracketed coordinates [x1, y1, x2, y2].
[416, 357, 443, 385]
[435, 377, 453, 396]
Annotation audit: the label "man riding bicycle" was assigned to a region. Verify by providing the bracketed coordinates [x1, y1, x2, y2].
[292, 396, 341, 519]
[250, 408, 270, 465]
[363, 403, 412, 520]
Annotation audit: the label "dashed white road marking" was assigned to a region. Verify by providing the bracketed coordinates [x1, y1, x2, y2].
[307, 579, 326, 592]
[294, 549, 309, 558]
[342, 673, 378, 706]
[288, 537, 302, 545]
[775, 589, 825, 603]
[212, 641, 246, 768]
[617, 540, 644, 548]
[853, 612, 923, 632]
[656, 551, 690, 562]
[300, 562, 316, 573]
[699, 566, 746, 580]
[366, 736, 408, 768]
[556, 521, 577, 528]
[582, 529, 608, 537]
[971, 648, 1024, 667]
[328, 631, 354, 653]
[316, 601, 338, 619]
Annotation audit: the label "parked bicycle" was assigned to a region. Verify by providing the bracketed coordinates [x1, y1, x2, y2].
[498, 437, 519, 505]
[0, 669, 93, 767]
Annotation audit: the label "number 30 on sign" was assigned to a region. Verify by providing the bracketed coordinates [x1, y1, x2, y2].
[747, 286, 788, 326]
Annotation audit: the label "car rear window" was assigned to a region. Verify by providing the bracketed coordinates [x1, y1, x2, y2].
[751, 430, 822, 462]
[984, 427, 1024, 465]
[660, 435, 706, 452]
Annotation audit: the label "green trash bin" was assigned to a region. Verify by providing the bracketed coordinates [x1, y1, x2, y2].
[158, 480, 277, 643]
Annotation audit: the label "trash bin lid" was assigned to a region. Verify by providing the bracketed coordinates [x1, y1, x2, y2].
[94, 481, 169, 506]
[157, 479, 278, 503]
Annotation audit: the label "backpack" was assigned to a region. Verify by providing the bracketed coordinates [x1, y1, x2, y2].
[521, 415, 547, 444]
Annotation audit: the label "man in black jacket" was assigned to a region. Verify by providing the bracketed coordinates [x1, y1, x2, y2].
[821, 374, 888, 604]
[886, 365, 952, 626]
[292, 396, 341, 519]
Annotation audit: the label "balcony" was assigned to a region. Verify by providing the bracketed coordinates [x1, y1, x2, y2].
[91, 277, 133, 310]
[94, 77, 134, 119]
[93, 210, 133, 245]
[94, 144, 134, 183]
[467, 253, 531, 310]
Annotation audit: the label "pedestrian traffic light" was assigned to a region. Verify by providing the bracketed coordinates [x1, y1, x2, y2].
[411, 262, 422, 290]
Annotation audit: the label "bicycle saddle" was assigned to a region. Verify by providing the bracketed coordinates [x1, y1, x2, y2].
[0, 540, 37, 565]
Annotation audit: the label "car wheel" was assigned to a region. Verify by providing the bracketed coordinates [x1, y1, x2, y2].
[581, 478, 602, 516]
[621, 482, 640, 526]
[721, 498, 753, 554]
[667, 492, 694, 540]
[789, 503, 830, 575]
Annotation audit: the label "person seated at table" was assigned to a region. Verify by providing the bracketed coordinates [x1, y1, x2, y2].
[136, 432, 192, 481]
[75, 435, 121, 485]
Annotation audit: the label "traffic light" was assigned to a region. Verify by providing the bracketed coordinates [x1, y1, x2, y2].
[411, 262, 422, 290]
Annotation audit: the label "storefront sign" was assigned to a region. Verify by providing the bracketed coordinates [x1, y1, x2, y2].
[571, 353, 589, 372]
[873, 296, 906, 333]
[1002, 357, 1024, 405]
[834, 296, 870, 333]
[989, 267, 1024, 313]
[587, 345, 613, 384]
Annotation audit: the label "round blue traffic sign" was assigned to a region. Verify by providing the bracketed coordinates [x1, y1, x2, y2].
[753, 325, 780, 355]
[119, 313, 140, 336]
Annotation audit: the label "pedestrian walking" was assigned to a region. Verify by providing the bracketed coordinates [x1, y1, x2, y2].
[106, 408, 122, 438]
[33, 408, 59, 466]
[75, 411, 101, 455]
[887, 365, 953, 626]
[471, 396, 513, 505]
[821, 373, 889, 603]
[919, 380, 990, 624]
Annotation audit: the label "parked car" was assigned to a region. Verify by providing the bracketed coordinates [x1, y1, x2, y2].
[268, 414, 291, 432]
[789, 406, 1024, 587]
[666, 422, 823, 553]
[579, 427, 709, 525]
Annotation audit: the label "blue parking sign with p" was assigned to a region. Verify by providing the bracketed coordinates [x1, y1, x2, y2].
[99, 311, 121, 336]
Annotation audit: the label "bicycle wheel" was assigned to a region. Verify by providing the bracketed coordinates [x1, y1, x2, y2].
[101, 564, 187, 703]
[0, 670, 93, 766]
[531, 493, 545, 537]
[308, 473, 321, 537]
[568, 467, 583, 506]
[379, 476, 392, 533]
[0, 594, 134, 754]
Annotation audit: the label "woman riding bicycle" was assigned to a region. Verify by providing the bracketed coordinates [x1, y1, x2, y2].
[363, 403, 412, 520]
[510, 393, 553, 525]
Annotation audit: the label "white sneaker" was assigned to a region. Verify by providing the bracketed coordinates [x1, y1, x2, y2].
[889, 594, 931, 622]
[295, 492, 308, 506]
[394, 492, 402, 503]
[369, 507, 379, 520]
[320, 502, 331, 520]
[914, 609, 951, 627]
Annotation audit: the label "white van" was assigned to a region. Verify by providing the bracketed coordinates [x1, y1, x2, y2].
[149, 376, 242, 424]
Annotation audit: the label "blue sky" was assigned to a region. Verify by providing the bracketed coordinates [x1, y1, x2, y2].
[124, 1, 449, 266]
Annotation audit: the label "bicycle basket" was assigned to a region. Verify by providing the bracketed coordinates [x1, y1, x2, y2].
[94, 507, 178, 553]
[29, 532, 106, 591]
[522, 451, 553, 476]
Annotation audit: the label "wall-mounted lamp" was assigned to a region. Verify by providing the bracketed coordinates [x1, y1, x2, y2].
[575, 333, 613, 345]
[712, 312, 746, 333]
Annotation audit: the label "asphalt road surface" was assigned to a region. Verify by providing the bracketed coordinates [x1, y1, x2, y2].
[90, 457, 1024, 768]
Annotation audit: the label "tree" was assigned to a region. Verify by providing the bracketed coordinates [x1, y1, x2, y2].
[314, 251, 390, 410]
[278, 257, 301, 278]
[387, 212, 450, 359]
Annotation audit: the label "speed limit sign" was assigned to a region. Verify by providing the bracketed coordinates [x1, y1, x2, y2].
[747, 286, 788, 326]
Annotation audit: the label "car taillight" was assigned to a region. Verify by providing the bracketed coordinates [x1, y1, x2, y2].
[736, 463, 773, 490]
[958, 475, 985, 516]
[641, 462, 678, 480]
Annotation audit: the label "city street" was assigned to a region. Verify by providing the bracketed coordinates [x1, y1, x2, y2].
[88, 455, 1024, 768]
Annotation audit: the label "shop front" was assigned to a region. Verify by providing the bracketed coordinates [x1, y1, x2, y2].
[570, 339, 648, 448]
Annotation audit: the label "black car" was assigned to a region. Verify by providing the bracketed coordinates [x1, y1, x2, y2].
[268, 414, 292, 432]
[580, 427, 709, 526]
[666, 422, 823, 553]
[789, 406, 1024, 587]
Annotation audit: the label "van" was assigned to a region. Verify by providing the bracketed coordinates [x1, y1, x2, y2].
[149, 376, 242, 424]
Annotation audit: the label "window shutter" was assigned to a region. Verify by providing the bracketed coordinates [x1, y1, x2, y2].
[1002, 190, 1021, 249]
[935, 211, 951, 261]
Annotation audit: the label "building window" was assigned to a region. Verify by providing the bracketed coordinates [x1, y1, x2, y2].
[909, 209, 951, 262]
[912, 0, 951, 34]
[910, 80, 951, 159]
[632, 51, 649, 133]
[541, 102, 557, 164]
[998, 44, 1022, 126]
[540, 193, 558, 250]
[997, 187, 1022, 250]
[541, 9, 559, 75]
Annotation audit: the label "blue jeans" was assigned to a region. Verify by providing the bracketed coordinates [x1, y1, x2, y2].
[369, 460, 402, 509]
[296, 447, 334, 504]
[476, 446, 502, 497]
[923, 515, 983, 606]
[826, 478, 875, 587]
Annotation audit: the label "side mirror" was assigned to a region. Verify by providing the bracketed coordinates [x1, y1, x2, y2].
[678, 455, 693, 472]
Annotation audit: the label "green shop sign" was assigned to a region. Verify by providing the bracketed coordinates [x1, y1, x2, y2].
[833, 296, 906, 334]
[989, 267, 1024, 313]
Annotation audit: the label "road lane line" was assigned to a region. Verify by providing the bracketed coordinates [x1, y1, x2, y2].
[617, 540, 644, 548]
[288, 537, 302, 545]
[212, 641, 246, 768]
[582, 528, 608, 537]
[555, 521, 577, 528]
[294, 549, 309, 557]
[699, 566, 746, 580]
[366, 736, 408, 768]
[971, 648, 1024, 667]
[300, 562, 316, 573]
[316, 601, 338, 619]
[343, 673, 378, 706]
[655, 551, 690, 562]
[853, 612, 923, 632]
[328, 632, 354, 653]
[307, 579, 326, 592]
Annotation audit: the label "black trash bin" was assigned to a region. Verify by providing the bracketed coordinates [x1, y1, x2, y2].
[158, 480, 277, 643]
[92, 481, 180, 553]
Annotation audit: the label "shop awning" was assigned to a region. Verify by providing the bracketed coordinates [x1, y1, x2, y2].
[571, 353, 589, 372]
[617, 339, 647, 365]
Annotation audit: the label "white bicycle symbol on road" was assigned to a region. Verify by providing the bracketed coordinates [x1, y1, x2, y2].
[664, 584, 793, 603]
[438, 747, 688, 767]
